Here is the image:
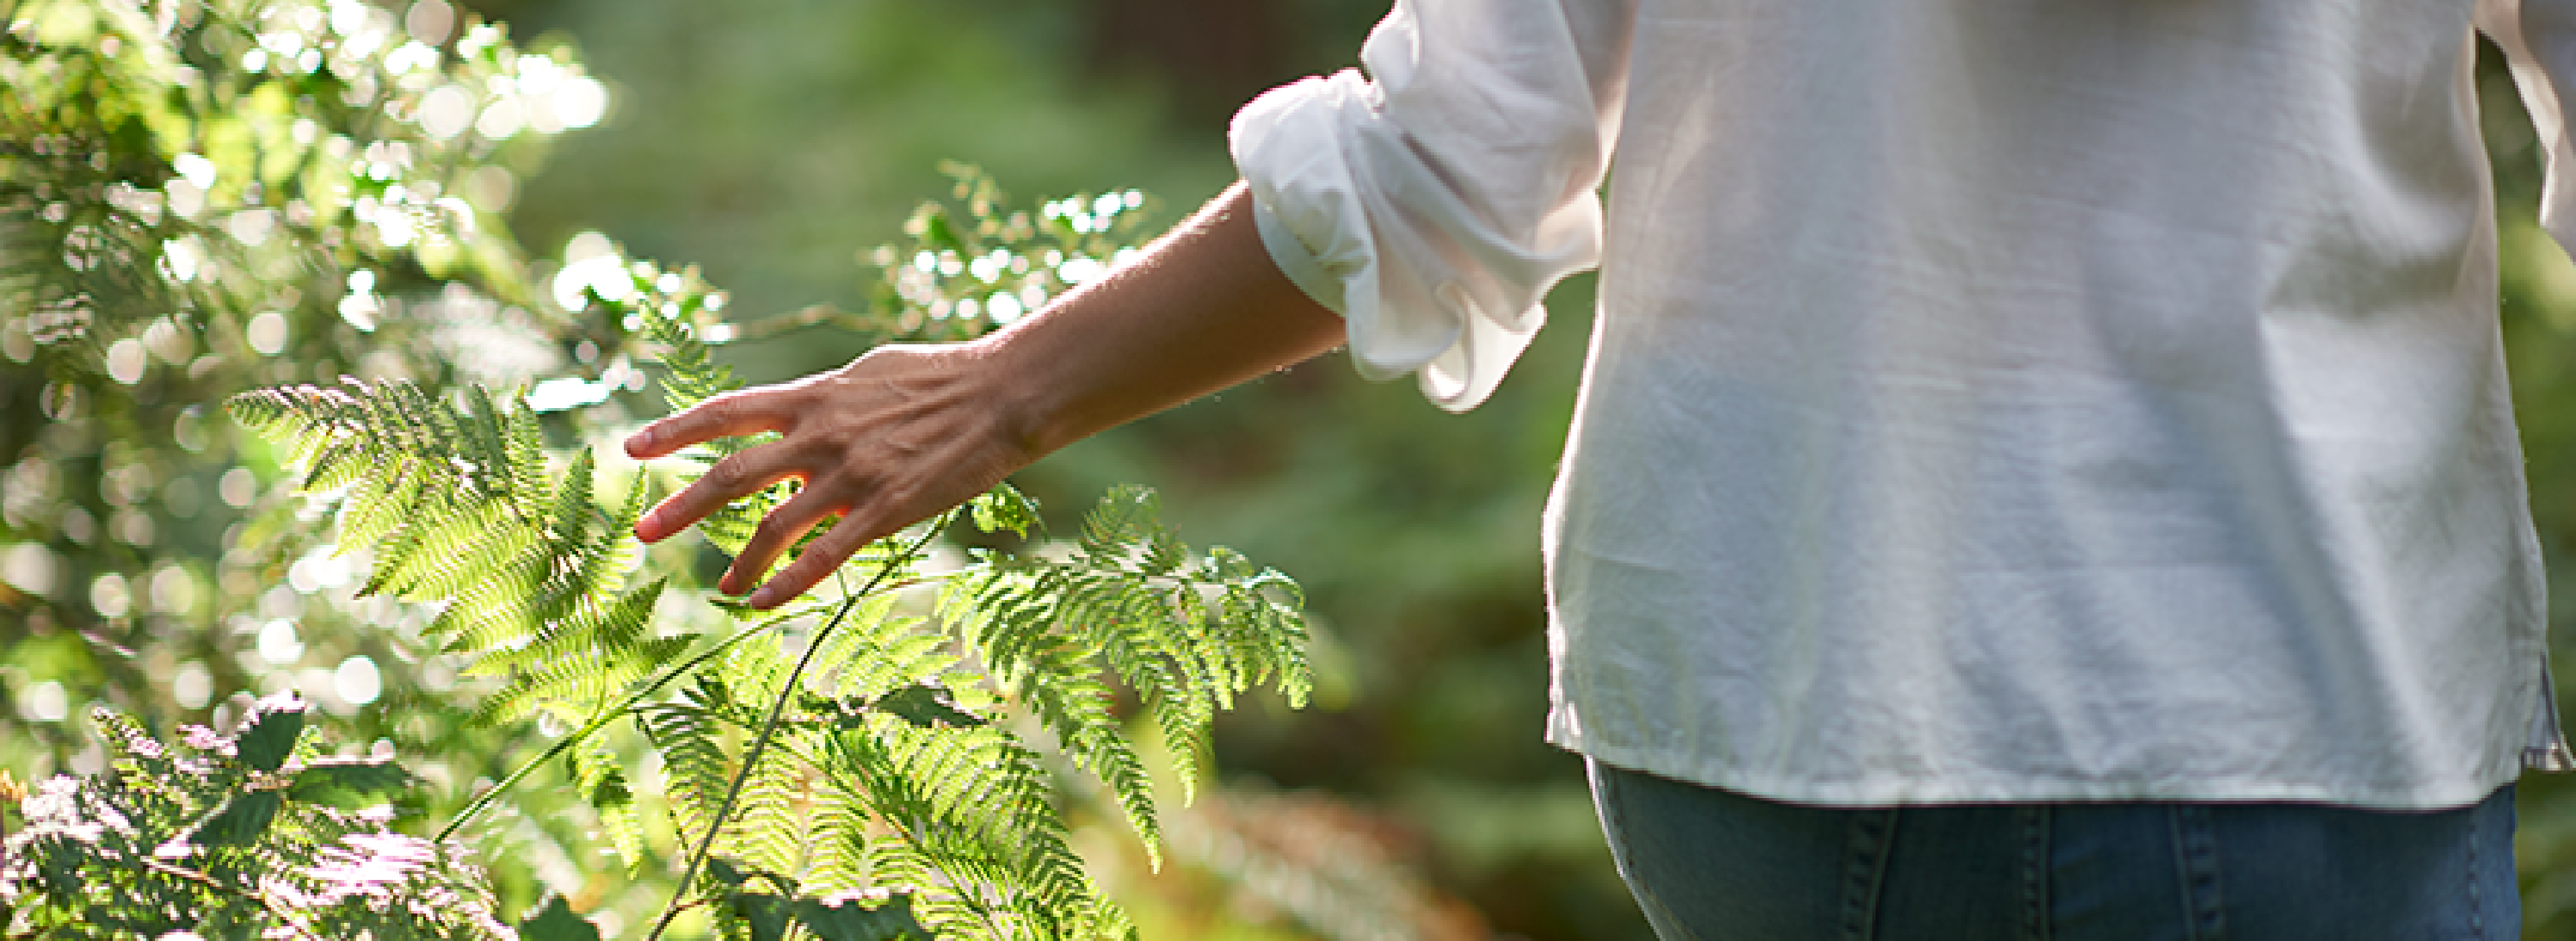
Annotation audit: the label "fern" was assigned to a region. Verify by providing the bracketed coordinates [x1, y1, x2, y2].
[211, 170, 1313, 940]
[226, 380, 686, 761]
[943, 487, 1312, 809]
[0, 697, 513, 940]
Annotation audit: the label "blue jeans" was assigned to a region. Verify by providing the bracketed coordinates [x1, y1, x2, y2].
[1587, 760, 2520, 940]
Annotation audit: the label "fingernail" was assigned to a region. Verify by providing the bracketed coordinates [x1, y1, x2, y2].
[745, 587, 777, 608]
[625, 429, 655, 456]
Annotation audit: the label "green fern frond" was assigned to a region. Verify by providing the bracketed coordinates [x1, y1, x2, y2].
[806, 595, 956, 705]
[615, 268, 807, 564]
[469, 581, 680, 728]
[802, 786, 881, 896]
[729, 730, 820, 879]
[823, 720, 1122, 940]
[1014, 640, 1163, 867]
[657, 340, 741, 413]
[567, 736, 647, 873]
[364, 500, 533, 601]
[941, 485, 1311, 809]
[637, 691, 736, 858]
[431, 448, 637, 646]
[228, 379, 651, 655]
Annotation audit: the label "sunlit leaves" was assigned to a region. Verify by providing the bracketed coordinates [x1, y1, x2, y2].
[211, 165, 1315, 940]
[0, 698, 514, 938]
[234, 693, 307, 772]
[866, 164, 1159, 342]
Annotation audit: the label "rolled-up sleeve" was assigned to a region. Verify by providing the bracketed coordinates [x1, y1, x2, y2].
[2485, 0, 2576, 251]
[1230, 0, 1634, 410]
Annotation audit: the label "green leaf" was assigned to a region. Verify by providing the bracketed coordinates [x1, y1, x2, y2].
[871, 685, 985, 730]
[285, 759, 413, 806]
[189, 791, 282, 846]
[795, 894, 926, 941]
[704, 856, 751, 888]
[235, 699, 306, 773]
[572, 750, 639, 862]
[516, 895, 601, 941]
[968, 483, 1040, 538]
[732, 892, 794, 941]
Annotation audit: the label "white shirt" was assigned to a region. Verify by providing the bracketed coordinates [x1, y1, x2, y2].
[1232, 0, 2575, 807]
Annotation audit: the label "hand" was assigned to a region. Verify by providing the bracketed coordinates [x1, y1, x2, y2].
[625, 183, 1344, 609]
[624, 342, 1036, 608]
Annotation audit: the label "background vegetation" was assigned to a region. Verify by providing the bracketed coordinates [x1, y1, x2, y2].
[9, 1, 2576, 939]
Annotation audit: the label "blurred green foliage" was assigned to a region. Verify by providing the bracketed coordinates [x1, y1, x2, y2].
[0, 0, 687, 928]
[0, 0, 596, 783]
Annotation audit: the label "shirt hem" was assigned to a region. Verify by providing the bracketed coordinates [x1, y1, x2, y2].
[1549, 727, 2534, 812]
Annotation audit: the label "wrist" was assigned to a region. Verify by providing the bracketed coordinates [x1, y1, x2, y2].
[961, 328, 1081, 462]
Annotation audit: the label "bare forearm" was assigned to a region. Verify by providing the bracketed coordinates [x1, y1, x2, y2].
[627, 180, 1347, 606]
[973, 181, 1347, 457]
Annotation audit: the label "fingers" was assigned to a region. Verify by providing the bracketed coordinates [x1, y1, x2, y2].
[620, 344, 1016, 607]
[635, 442, 806, 544]
[745, 511, 890, 609]
[718, 482, 849, 597]
[625, 385, 801, 460]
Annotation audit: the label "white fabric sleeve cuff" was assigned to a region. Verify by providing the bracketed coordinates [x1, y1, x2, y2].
[1228, 0, 1615, 412]
[2487, 0, 2576, 252]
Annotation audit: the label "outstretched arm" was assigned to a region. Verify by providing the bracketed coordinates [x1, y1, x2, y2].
[625, 182, 1346, 608]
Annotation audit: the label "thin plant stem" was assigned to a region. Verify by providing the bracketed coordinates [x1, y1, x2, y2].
[438, 616, 775, 843]
[645, 521, 947, 941]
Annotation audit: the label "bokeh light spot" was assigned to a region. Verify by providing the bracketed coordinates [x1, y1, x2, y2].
[405, 0, 454, 45]
[152, 564, 198, 614]
[229, 208, 278, 249]
[111, 508, 154, 547]
[475, 97, 524, 140]
[462, 165, 517, 213]
[335, 656, 382, 705]
[419, 85, 474, 140]
[287, 552, 351, 594]
[172, 152, 217, 191]
[248, 310, 288, 355]
[258, 619, 305, 664]
[19, 681, 67, 724]
[90, 572, 131, 619]
[987, 292, 1024, 323]
[553, 240, 633, 310]
[553, 76, 608, 129]
[1057, 256, 1104, 285]
[105, 338, 146, 385]
[527, 376, 610, 412]
[219, 467, 259, 508]
[173, 661, 214, 709]
[1, 542, 59, 598]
